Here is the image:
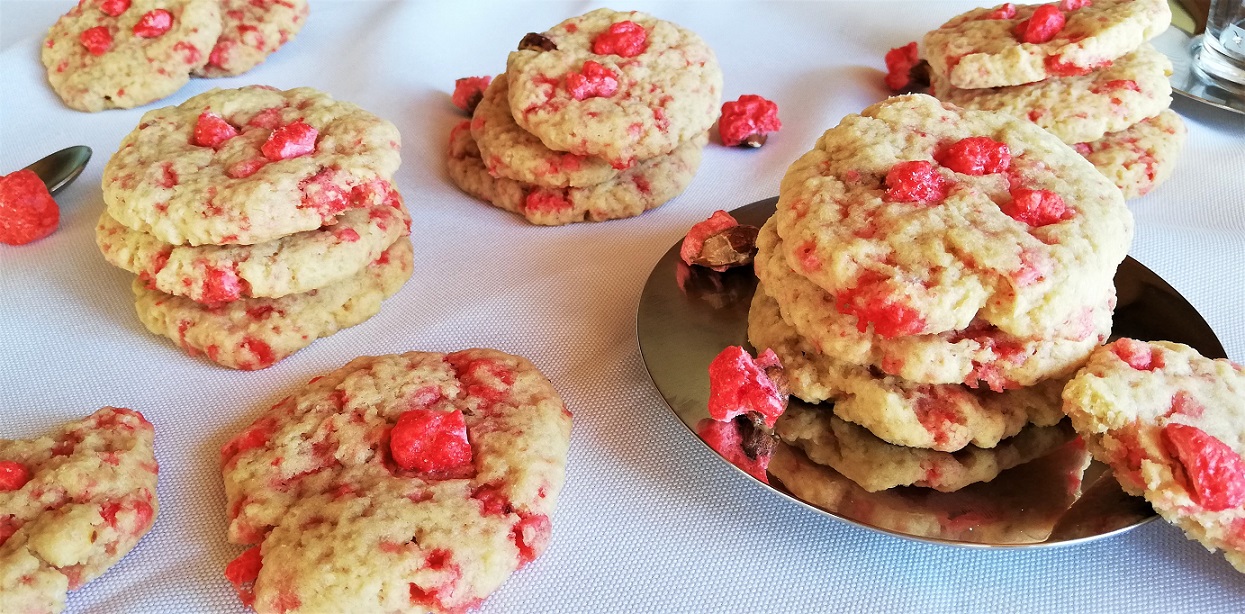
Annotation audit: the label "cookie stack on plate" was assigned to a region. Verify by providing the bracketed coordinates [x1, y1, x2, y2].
[95, 85, 412, 370]
[447, 8, 721, 225]
[750, 94, 1133, 493]
[923, 0, 1185, 200]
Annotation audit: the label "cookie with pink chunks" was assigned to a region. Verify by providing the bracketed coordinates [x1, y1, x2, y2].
[133, 240, 412, 370]
[0, 407, 158, 614]
[748, 283, 1068, 451]
[774, 94, 1131, 340]
[97, 184, 410, 304]
[931, 43, 1174, 145]
[41, 0, 221, 112]
[923, 0, 1172, 89]
[219, 349, 572, 613]
[1063, 339, 1245, 572]
[103, 86, 401, 246]
[471, 73, 619, 188]
[777, 404, 1075, 492]
[505, 8, 722, 168]
[754, 220, 1112, 391]
[193, 0, 309, 77]
[1075, 109, 1186, 200]
[447, 121, 705, 225]
[768, 438, 1091, 544]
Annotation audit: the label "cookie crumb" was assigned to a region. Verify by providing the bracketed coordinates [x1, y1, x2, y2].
[452, 75, 492, 114]
[718, 95, 781, 147]
[0, 169, 60, 245]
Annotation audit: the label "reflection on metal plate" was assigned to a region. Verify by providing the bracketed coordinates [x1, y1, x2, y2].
[1154, 25, 1245, 115]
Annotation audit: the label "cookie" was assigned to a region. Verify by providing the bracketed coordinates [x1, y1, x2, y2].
[0, 407, 158, 614]
[1063, 338, 1245, 572]
[748, 284, 1069, 451]
[133, 240, 413, 370]
[97, 184, 410, 304]
[220, 349, 572, 612]
[774, 94, 1131, 339]
[923, 0, 1172, 89]
[103, 86, 402, 246]
[776, 404, 1075, 492]
[754, 219, 1112, 390]
[447, 121, 705, 225]
[768, 440, 1091, 544]
[193, 0, 309, 77]
[931, 43, 1174, 145]
[41, 0, 221, 112]
[471, 73, 619, 188]
[1075, 109, 1186, 200]
[505, 8, 722, 167]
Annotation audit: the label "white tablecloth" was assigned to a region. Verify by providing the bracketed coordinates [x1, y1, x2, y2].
[3, 1, 1245, 612]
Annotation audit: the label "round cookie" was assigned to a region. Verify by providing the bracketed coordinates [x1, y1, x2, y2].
[219, 349, 572, 613]
[505, 8, 722, 168]
[97, 184, 410, 304]
[1075, 109, 1186, 200]
[768, 439, 1091, 543]
[133, 240, 413, 370]
[777, 404, 1074, 492]
[774, 94, 1132, 339]
[923, 0, 1172, 89]
[0, 407, 158, 614]
[1063, 338, 1245, 572]
[41, 0, 221, 112]
[447, 121, 705, 225]
[103, 86, 402, 246]
[748, 284, 1069, 451]
[931, 43, 1174, 145]
[754, 219, 1112, 390]
[193, 0, 309, 77]
[471, 73, 619, 188]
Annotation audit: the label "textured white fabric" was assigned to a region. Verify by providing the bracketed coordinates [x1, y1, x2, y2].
[2, 1, 1245, 612]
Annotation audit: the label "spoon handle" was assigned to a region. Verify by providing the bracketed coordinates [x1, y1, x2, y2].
[23, 145, 92, 195]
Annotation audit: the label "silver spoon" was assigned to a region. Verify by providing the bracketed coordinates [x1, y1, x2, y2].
[23, 145, 91, 195]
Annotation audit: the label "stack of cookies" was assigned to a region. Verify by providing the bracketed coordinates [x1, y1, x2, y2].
[751, 94, 1133, 494]
[42, 0, 308, 112]
[447, 8, 721, 225]
[95, 85, 412, 370]
[923, 0, 1185, 200]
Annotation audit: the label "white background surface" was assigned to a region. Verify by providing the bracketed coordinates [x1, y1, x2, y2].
[3, 1, 1245, 612]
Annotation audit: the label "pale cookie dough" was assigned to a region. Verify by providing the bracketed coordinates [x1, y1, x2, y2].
[932, 43, 1174, 145]
[774, 94, 1132, 339]
[1063, 338, 1245, 572]
[103, 86, 402, 246]
[1075, 109, 1186, 200]
[471, 73, 619, 188]
[776, 404, 1075, 492]
[193, 0, 309, 77]
[0, 407, 159, 614]
[41, 0, 221, 112]
[133, 240, 413, 370]
[220, 349, 572, 613]
[754, 220, 1112, 390]
[97, 184, 410, 304]
[924, 0, 1172, 89]
[768, 440, 1091, 544]
[748, 285, 1069, 451]
[448, 121, 705, 225]
[506, 8, 722, 167]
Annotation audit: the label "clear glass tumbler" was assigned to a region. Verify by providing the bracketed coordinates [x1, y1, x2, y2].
[1197, 0, 1245, 86]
